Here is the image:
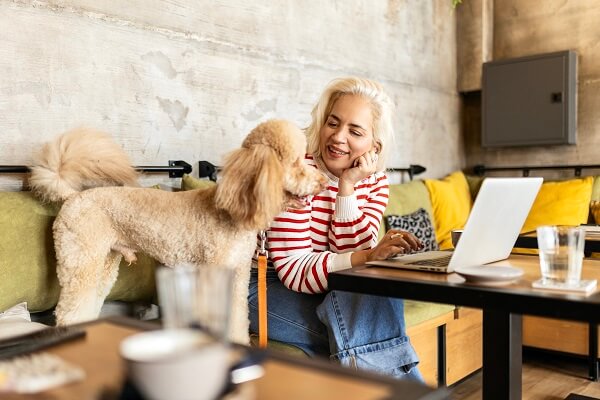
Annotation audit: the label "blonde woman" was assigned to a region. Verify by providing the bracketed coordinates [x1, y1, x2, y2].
[249, 77, 422, 380]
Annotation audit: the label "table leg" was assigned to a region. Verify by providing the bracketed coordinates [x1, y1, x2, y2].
[482, 310, 522, 400]
[437, 324, 446, 387]
[589, 322, 598, 381]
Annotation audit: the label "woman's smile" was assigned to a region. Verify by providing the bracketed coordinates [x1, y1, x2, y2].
[319, 94, 374, 177]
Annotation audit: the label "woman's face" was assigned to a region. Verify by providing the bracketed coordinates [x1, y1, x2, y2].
[319, 94, 375, 178]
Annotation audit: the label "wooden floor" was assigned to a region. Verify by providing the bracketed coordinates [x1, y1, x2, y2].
[449, 349, 600, 399]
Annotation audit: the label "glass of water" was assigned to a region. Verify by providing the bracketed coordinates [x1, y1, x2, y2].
[536, 225, 585, 286]
[155, 264, 237, 341]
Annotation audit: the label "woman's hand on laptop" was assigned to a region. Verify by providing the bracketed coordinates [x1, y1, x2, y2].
[367, 230, 423, 261]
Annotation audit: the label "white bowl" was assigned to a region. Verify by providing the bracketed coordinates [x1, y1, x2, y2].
[455, 265, 524, 285]
[120, 329, 229, 400]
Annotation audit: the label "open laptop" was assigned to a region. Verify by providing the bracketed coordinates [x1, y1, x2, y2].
[367, 177, 543, 273]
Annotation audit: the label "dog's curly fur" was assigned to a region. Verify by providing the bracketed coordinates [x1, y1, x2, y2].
[30, 120, 328, 344]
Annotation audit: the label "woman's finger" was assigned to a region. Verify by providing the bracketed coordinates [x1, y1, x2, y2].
[400, 232, 422, 250]
[370, 151, 378, 164]
[389, 231, 422, 251]
[388, 230, 403, 240]
[387, 245, 405, 259]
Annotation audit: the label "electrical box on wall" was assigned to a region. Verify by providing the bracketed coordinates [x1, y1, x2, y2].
[482, 50, 577, 147]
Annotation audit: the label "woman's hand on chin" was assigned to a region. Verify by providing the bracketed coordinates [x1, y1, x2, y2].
[338, 150, 379, 196]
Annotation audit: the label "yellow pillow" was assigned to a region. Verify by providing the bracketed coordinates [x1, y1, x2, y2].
[424, 171, 472, 250]
[520, 177, 594, 233]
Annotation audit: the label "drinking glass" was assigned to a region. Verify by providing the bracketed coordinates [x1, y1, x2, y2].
[155, 264, 236, 341]
[536, 225, 585, 286]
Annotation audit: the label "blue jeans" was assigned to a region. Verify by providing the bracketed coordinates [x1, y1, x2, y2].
[248, 268, 422, 381]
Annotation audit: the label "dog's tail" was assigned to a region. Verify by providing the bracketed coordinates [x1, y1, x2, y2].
[30, 127, 139, 202]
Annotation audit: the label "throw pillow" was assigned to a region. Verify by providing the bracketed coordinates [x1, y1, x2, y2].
[0, 302, 48, 340]
[591, 200, 600, 225]
[520, 177, 594, 233]
[181, 174, 217, 191]
[380, 180, 433, 241]
[424, 171, 472, 250]
[385, 208, 439, 252]
[465, 175, 485, 200]
[592, 177, 600, 203]
[0, 302, 32, 322]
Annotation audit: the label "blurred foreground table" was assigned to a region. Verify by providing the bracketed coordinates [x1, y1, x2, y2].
[6, 316, 445, 400]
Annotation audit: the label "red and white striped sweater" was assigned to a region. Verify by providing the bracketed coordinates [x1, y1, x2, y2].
[259, 154, 389, 294]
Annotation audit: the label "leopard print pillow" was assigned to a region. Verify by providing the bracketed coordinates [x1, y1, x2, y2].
[385, 208, 439, 251]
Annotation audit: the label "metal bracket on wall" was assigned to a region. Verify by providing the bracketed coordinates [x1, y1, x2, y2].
[198, 161, 427, 182]
[0, 160, 192, 178]
[387, 164, 427, 181]
[139, 160, 192, 178]
[198, 161, 219, 182]
[473, 164, 600, 177]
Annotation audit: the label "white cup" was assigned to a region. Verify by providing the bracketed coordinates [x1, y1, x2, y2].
[156, 265, 236, 340]
[120, 329, 229, 400]
[536, 225, 585, 286]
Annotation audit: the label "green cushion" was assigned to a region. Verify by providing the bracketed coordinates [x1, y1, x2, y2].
[0, 192, 157, 313]
[404, 300, 455, 328]
[592, 176, 600, 203]
[385, 180, 433, 217]
[465, 174, 485, 199]
[0, 193, 61, 312]
[108, 254, 157, 303]
[249, 334, 308, 357]
[380, 180, 433, 240]
[181, 174, 217, 191]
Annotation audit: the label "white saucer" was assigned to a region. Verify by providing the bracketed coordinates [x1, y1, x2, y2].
[455, 266, 524, 285]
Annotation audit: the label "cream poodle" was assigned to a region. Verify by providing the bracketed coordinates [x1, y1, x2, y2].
[30, 120, 328, 344]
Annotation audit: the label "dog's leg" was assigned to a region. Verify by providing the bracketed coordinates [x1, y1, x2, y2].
[111, 243, 137, 265]
[228, 265, 251, 345]
[52, 206, 126, 326]
[55, 251, 122, 326]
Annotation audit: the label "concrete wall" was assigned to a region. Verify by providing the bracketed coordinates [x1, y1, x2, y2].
[0, 0, 461, 190]
[461, 0, 600, 176]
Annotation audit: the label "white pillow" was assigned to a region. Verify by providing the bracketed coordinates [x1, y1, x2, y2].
[0, 302, 48, 340]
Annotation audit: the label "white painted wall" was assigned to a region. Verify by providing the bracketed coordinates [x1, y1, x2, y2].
[0, 0, 461, 190]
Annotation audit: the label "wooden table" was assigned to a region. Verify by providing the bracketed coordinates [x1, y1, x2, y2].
[329, 254, 600, 400]
[5, 317, 446, 400]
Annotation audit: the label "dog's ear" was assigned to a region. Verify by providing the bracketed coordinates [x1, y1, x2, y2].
[215, 144, 285, 230]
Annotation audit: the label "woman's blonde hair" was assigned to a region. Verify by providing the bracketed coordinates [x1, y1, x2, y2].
[305, 76, 394, 171]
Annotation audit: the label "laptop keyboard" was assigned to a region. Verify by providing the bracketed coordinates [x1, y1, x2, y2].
[405, 254, 452, 267]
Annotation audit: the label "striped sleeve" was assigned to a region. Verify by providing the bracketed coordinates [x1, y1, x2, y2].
[329, 172, 389, 253]
[268, 208, 333, 294]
